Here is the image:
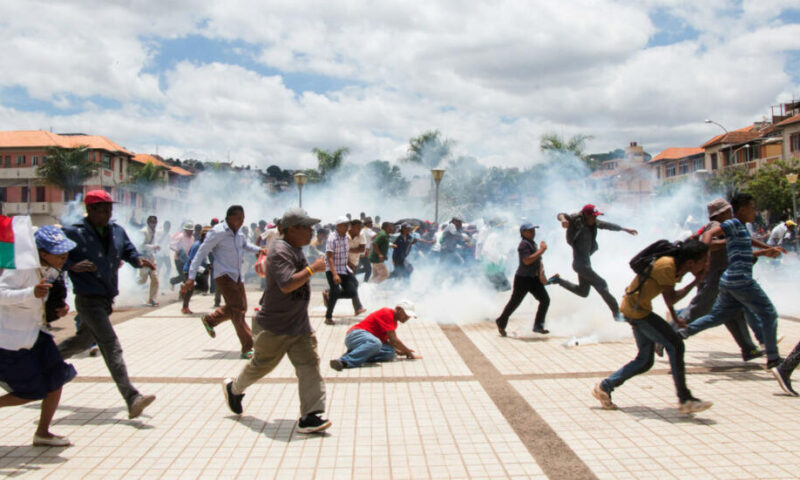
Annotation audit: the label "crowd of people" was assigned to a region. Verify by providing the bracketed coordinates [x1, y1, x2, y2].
[1, 189, 798, 447]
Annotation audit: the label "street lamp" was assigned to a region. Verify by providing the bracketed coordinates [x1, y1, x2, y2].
[728, 143, 750, 166]
[787, 173, 798, 222]
[293, 172, 307, 208]
[704, 119, 728, 134]
[431, 168, 445, 224]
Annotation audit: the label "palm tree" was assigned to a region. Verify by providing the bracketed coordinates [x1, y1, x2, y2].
[540, 132, 597, 170]
[312, 147, 349, 179]
[128, 161, 168, 185]
[36, 146, 99, 201]
[405, 130, 452, 167]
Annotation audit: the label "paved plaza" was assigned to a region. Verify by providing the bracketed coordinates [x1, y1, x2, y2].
[2, 279, 800, 480]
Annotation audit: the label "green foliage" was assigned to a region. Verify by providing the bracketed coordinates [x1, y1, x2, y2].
[404, 130, 452, 167]
[36, 146, 99, 200]
[540, 132, 598, 170]
[128, 161, 167, 185]
[743, 161, 799, 223]
[705, 165, 749, 198]
[362, 160, 409, 196]
[312, 147, 349, 179]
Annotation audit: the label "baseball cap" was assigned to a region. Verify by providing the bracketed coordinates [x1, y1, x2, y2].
[787, 220, 797, 227]
[519, 222, 539, 233]
[280, 208, 321, 228]
[706, 198, 731, 219]
[581, 204, 603, 216]
[34, 225, 77, 255]
[84, 190, 114, 205]
[396, 299, 418, 318]
[335, 216, 350, 225]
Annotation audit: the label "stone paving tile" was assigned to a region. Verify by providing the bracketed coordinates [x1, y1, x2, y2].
[0, 381, 545, 480]
[69, 292, 470, 380]
[511, 372, 800, 480]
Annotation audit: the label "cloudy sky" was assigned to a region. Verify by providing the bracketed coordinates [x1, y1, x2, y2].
[1, 0, 799, 169]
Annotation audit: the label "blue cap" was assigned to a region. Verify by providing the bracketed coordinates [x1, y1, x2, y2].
[34, 225, 77, 255]
[519, 222, 539, 233]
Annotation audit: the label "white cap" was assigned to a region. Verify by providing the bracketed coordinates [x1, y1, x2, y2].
[396, 299, 417, 318]
[335, 216, 350, 225]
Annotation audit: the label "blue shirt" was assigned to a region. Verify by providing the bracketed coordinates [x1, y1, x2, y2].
[64, 218, 141, 298]
[187, 221, 260, 282]
[720, 218, 753, 288]
[392, 234, 414, 265]
[183, 240, 208, 274]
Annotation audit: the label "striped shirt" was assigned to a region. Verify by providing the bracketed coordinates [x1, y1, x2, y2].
[720, 218, 753, 288]
[325, 232, 351, 274]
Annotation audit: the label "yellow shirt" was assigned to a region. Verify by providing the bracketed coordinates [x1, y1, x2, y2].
[620, 257, 682, 320]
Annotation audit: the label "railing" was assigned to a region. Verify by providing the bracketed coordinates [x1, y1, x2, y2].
[0, 167, 38, 179]
[1, 202, 63, 215]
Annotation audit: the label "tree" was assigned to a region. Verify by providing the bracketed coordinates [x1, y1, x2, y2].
[128, 161, 167, 185]
[744, 161, 798, 224]
[404, 130, 452, 167]
[312, 147, 349, 179]
[704, 165, 749, 199]
[539, 132, 597, 170]
[36, 145, 99, 201]
[361, 160, 409, 196]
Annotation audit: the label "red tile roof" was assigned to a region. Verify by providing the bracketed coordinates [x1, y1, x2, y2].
[0, 130, 131, 154]
[168, 166, 193, 176]
[132, 153, 170, 168]
[774, 113, 800, 128]
[649, 147, 705, 164]
[701, 126, 762, 149]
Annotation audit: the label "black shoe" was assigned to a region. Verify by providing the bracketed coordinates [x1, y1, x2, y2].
[545, 274, 560, 286]
[324, 317, 335, 325]
[533, 326, 549, 334]
[742, 348, 766, 362]
[297, 412, 331, 433]
[767, 357, 784, 370]
[655, 343, 664, 358]
[771, 365, 799, 397]
[330, 359, 345, 371]
[495, 319, 507, 337]
[222, 378, 244, 415]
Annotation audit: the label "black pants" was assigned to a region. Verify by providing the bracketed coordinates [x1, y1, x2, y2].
[325, 272, 363, 319]
[783, 340, 800, 375]
[555, 255, 619, 318]
[496, 275, 550, 330]
[356, 256, 372, 282]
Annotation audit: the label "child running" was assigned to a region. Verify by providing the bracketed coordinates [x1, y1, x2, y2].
[593, 239, 712, 414]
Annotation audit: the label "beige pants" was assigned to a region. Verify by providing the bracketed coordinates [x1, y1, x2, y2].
[232, 322, 326, 416]
[138, 266, 159, 303]
[370, 262, 389, 284]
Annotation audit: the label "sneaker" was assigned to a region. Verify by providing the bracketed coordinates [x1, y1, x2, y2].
[772, 366, 798, 396]
[322, 290, 330, 308]
[296, 412, 331, 433]
[355, 308, 367, 315]
[545, 274, 560, 286]
[324, 317, 335, 325]
[88, 346, 100, 357]
[742, 348, 765, 362]
[240, 350, 254, 360]
[128, 394, 156, 419]
[677, 328, 689, 340]
[678, 398, 713, 414]
[201, 316, 216, 338]
[533, 326, 550, 335]
[655, 343, 664, 358]
[32, 434, 71, 447]
[330, 359, 345, 371]
[766, 357, 784, 370]
[222, 378, 244, 414]
[613, 312, 627, 323]
[181, 307, 193, 315]
[592, 383, 617, 410]
[147, 300, 159, 307]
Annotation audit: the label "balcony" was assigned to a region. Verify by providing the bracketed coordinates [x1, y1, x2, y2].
[0, 202, 65, 216]
[0, 167, 39, 179]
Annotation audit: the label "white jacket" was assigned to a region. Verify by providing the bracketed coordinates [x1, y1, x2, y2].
[0, 267, 50, 350]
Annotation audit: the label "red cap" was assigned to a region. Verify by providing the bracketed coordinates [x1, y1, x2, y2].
[581, 204, 603, 216]
[84, 190, 114, 205]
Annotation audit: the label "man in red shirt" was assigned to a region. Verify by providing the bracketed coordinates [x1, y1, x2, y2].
[330, 300, 421, 370]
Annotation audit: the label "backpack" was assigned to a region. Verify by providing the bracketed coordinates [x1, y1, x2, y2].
[626, 240, 680, 298]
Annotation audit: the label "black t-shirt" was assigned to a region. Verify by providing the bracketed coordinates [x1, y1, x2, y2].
[515, 238, 540, 278]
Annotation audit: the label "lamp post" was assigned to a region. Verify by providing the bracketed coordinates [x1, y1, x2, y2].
[293, 172, 307, 208]
[431, 168, 445, 224]
[787, 173, 798, 222]
[704, 118, 728, 134]
[728, 143, 750, 167]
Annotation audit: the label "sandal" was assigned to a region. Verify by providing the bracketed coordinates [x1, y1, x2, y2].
[201, 317, 216, 338]
[240, 350, 254, 360]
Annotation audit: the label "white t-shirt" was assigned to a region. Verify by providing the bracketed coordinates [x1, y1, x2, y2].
[348, 231, 367, 266]
[363, 228, 376, 251]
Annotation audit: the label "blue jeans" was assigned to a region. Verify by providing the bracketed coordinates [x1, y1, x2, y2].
[339, 329, 396, 368]
[687, 280, 778, 361]
[602, 312, 692, 402]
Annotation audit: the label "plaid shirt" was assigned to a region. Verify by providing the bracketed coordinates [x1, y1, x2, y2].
[325, 231, 352, 274]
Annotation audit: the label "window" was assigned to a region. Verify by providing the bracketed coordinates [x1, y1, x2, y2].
[679, 160, 690, 175]
[32, 156, 39, 166]
[16, 155, 25, 165]
[91, 152, 97, 161]
[711, 153, 718, 170]
[692, 157, 704, 171]
[0, 187, 6, 202]
[102, 154, 111, 169]
[35, 186, 45, 202]
[3, 156, 9, 167]
[656, 168, 661, 179]
[791, 133, 800, 152]
[21, 186, 29, 202]
[666, 164, 676, 177]
[41, 156, 47, 164]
